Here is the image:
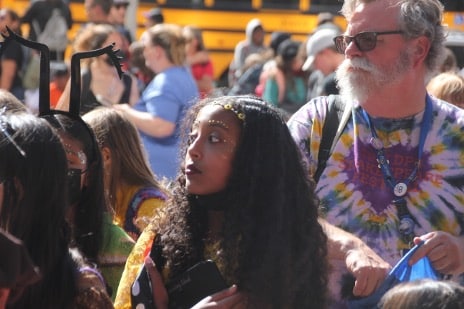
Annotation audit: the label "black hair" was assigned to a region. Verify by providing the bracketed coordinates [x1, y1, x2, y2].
[44, 113, 105, 264]
[155, 95, 328, 308]
[0, 113, 78, 308]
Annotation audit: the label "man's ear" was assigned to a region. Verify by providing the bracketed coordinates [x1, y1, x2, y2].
[412, 36, 431, 67]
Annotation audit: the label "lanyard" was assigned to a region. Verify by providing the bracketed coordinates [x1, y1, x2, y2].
[361, 96, 433, 244]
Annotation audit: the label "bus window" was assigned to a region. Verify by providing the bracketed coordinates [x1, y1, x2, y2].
[163, 0, 205, 8]
[261, 0, 299, 10]
[309, 0, 343, 13]
[213, 0, 253, 10]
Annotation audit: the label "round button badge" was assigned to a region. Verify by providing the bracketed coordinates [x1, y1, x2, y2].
[394, 182, 408, 197]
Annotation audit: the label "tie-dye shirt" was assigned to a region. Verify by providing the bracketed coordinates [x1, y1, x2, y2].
[287, 95, 464, 266]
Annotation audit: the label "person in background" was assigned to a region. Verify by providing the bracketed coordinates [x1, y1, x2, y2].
[230, 31, 290, 96]
[183, 25, 215, 98]
[0, 112, 113, 308]
[128, 40, 155, 94]
[49, 61, 70, 108]
[143, 7, 164, 29]
[303, 27, 343, 100]
[108, 0, 132, 44]
[84, 0, 112, 24]
[427, 71, 464, 108]
[114, 23, 199, 182]
[115, 95, 329, 308]
[378, 279, 464, 309]
[0, 9, 25, 101]
[83, 107, 167, 241]
[20, 0, 72, 61]
[315, 12, 343, 33]
[57, 23, 139, 114]
[107, 0, 132, 71]
[44, 112, 135, 300]
[260, 39, 307, 118]
[287, 0, 464, 306]
[438, 47, 458, 73]
[228, 18, 268, 88]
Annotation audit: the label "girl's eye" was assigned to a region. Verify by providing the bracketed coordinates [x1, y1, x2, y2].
[209, 134, 222, 143]
[187, 133, 197, 145]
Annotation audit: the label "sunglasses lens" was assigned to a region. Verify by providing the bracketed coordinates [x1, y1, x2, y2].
[356, 32, 377, 52]
[334, 36, 347, 54]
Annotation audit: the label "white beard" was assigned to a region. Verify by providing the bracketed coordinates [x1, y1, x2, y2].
[335, 48, 413, 106]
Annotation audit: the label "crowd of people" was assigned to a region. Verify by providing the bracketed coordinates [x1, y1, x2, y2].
[0, 0, 463, 308]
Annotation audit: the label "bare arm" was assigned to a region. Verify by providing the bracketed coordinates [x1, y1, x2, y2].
[114, 103, 175, 138]
[128, 74, 140, 106]
[320, 219, 391, 297]
[0, 59, 16, 91]
[55, 78, 71, 111]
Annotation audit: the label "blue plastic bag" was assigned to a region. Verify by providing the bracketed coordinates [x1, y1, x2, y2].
[347, 241, 439, 309]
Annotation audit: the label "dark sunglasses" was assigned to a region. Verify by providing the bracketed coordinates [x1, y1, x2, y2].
[333, 30, 404, 54]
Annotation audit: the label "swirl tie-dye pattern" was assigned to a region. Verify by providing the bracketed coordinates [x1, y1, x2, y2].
[288, 96, 464, 266]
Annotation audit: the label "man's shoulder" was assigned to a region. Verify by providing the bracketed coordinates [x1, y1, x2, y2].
[288, 96, 331, 121]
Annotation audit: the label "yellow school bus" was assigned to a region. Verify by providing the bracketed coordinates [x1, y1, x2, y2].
[1, 0, 464, 84]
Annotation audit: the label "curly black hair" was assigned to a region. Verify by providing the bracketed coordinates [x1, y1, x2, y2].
[154, 95, 328, 308]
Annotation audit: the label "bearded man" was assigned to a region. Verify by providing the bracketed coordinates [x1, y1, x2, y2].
[288, 0, 464, 307]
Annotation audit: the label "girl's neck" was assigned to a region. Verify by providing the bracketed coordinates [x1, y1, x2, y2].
[207, 210, 224, 241]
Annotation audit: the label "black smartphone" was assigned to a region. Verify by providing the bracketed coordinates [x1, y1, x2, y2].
[131, 264, 155, 309]
[166, 260, 228, 309]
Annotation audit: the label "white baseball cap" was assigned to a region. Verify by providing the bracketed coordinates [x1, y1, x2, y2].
[302, 28, 340, 71]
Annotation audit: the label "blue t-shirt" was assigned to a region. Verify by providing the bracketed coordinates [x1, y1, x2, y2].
[134, 66, 199, 181]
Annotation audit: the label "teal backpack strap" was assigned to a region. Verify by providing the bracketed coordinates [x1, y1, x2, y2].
[314, 95, 350, 183]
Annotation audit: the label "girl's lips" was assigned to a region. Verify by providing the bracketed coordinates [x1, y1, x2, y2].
[185, 163, 201, 175]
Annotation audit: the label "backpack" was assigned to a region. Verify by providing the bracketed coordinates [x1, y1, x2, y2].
[313, 95, 351, 183]
[32, 9, 68, 52]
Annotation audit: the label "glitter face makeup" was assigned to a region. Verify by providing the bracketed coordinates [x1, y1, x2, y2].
[63, 143, 87, 165]
[208, 119, 229, 130]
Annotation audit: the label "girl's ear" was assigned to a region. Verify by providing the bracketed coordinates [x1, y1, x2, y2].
[100, 146, 112, 169]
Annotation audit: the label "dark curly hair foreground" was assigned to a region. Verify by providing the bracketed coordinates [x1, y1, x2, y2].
[154, 95, 328, 308]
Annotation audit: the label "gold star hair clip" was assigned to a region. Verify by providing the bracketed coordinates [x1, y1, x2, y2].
[219, 103, 245, 122]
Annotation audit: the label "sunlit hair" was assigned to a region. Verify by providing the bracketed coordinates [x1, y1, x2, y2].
[146, 23, 186, 65]
[427, 72, 464, 108]
[378, 279, 464, 309]
[82, 107, 167, 207]
[341, 0, 446, 75]
[154, 95, 328, 308]
[0, 113, 78, 307]
[0, 89, 28, 113]
[72, 23, 118, 66]
[44, 113, 104, 264]
[183, 25, 206, 52]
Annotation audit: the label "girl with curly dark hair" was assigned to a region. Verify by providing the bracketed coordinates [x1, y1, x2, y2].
[116, 95, 328, 308]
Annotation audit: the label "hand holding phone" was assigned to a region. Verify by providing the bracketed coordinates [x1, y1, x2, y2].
[131, 256, 168, 309]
